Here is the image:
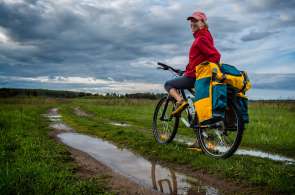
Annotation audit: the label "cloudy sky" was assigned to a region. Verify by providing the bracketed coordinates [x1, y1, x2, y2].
[0, 0, 295, 94]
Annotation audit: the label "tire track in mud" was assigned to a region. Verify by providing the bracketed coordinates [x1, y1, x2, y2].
[71, 106, 295, 164]
[45, 107, 271, 194]
[46, 108, 161, 195]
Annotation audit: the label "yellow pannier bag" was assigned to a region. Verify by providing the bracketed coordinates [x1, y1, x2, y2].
[193, 62, 227, 125]
[219, 63, 251, 93]
[219, 63, 251, 123]
[193, 62, 251, 124]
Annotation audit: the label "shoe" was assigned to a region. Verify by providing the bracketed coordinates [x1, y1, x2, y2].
[170, 100, 188, 117]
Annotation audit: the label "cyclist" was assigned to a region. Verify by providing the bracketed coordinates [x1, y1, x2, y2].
[164, 11, 221, 116]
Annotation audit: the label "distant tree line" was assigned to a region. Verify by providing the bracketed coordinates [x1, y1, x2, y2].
[2, 88, 294, 102]
[0, 88, 166, 99]
[104, 92, 165, 99]
[0, 88, 92, 98]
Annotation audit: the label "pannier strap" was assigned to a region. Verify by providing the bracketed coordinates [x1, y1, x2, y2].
[240, 71, 248, 93]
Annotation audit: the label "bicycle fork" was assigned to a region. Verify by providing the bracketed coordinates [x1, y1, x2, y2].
[160, 96, 173, 121]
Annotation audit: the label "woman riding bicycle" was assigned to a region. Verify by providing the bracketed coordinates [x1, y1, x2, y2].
[164, 11, 221, 116]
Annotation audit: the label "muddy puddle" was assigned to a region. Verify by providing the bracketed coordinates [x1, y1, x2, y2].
[44, 108, 292, 194]
[45, 108, 295, 164]
[109, 121, 131, 127]
[42, 108, 61, 122]
[43, 108, 73, 131]
[235, 149, 295, 164]
[57, 132, 219, 195]
[45, 108, 220, 194]
[175, 136, 295, 164]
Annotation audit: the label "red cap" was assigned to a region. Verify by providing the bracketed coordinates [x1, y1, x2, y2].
[187, 11, 207, 21]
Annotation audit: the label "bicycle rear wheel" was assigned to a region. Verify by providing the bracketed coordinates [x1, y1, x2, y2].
[152, 96, 179, 144]
[196, 101, 244, 158]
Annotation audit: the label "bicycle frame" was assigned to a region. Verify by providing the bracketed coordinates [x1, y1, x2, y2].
[160, 88, 196, 129]
[179, 89, 195, 127]
[155, 62, 245, 158]
[157, 62, 196, 128]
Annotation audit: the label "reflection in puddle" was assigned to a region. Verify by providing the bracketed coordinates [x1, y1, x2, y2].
[109, 122, 131, 127]
[57, 132, 219, 195]
[175, 136, 295, 164]
[44, 108, 219, 194]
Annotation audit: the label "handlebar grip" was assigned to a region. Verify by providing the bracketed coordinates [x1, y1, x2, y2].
[157, 62, 179, 73]
[157, 62, 170, 70]
[157, 62, 168, 67]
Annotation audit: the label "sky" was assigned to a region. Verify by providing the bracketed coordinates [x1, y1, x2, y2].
[0, 0, 295, 96]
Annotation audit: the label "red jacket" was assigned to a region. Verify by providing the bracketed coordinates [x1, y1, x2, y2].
[184, 28, 221, 78]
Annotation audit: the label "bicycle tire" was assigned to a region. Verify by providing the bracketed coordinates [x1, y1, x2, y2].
[196, 101, 245, 158]
[152, 96, 179, 144]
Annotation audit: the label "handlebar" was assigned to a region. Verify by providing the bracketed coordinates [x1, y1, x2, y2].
[157, 62, 183, 75]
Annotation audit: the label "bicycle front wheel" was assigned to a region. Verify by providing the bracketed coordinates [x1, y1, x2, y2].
[152, 96, 179, 144]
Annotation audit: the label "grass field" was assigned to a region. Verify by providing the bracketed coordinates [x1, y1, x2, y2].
[0, 97, 112, 195]
[1, 96, 295, 194]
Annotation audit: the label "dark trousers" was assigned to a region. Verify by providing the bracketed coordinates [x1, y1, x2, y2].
[164, 76, 195, 92]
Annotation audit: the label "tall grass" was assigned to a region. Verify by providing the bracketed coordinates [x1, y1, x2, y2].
[242, 102, 295, 157]
[0, 97, 111, 195]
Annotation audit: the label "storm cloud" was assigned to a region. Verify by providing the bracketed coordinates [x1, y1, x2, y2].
[0, 0, 295, 93]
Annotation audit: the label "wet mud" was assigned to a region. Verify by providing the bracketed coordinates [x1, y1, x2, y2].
[44, 108, 269, 194]
[109, 121, 131, 127]
[175, 135, 295, 164]
[58, 132, 219, 194]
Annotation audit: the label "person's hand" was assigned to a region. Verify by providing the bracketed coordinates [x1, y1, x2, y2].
[176, 69, 184, 76]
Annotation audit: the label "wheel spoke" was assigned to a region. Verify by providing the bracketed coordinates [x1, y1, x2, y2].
[197, 103, 244, 158]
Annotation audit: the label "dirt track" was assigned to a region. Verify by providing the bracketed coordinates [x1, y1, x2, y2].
[46, 108, 269, 195]
[47, 108, 161, 195]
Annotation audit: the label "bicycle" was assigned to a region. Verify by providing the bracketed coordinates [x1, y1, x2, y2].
[152, 62, 245, 158]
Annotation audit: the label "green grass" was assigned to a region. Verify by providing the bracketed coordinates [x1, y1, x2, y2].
[65, 97, 295, 158]
[1, 96, 295, 194]
[0, 97, 112, 195]
[242, 102, 295, 157]
[58, 97, 295, 193]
